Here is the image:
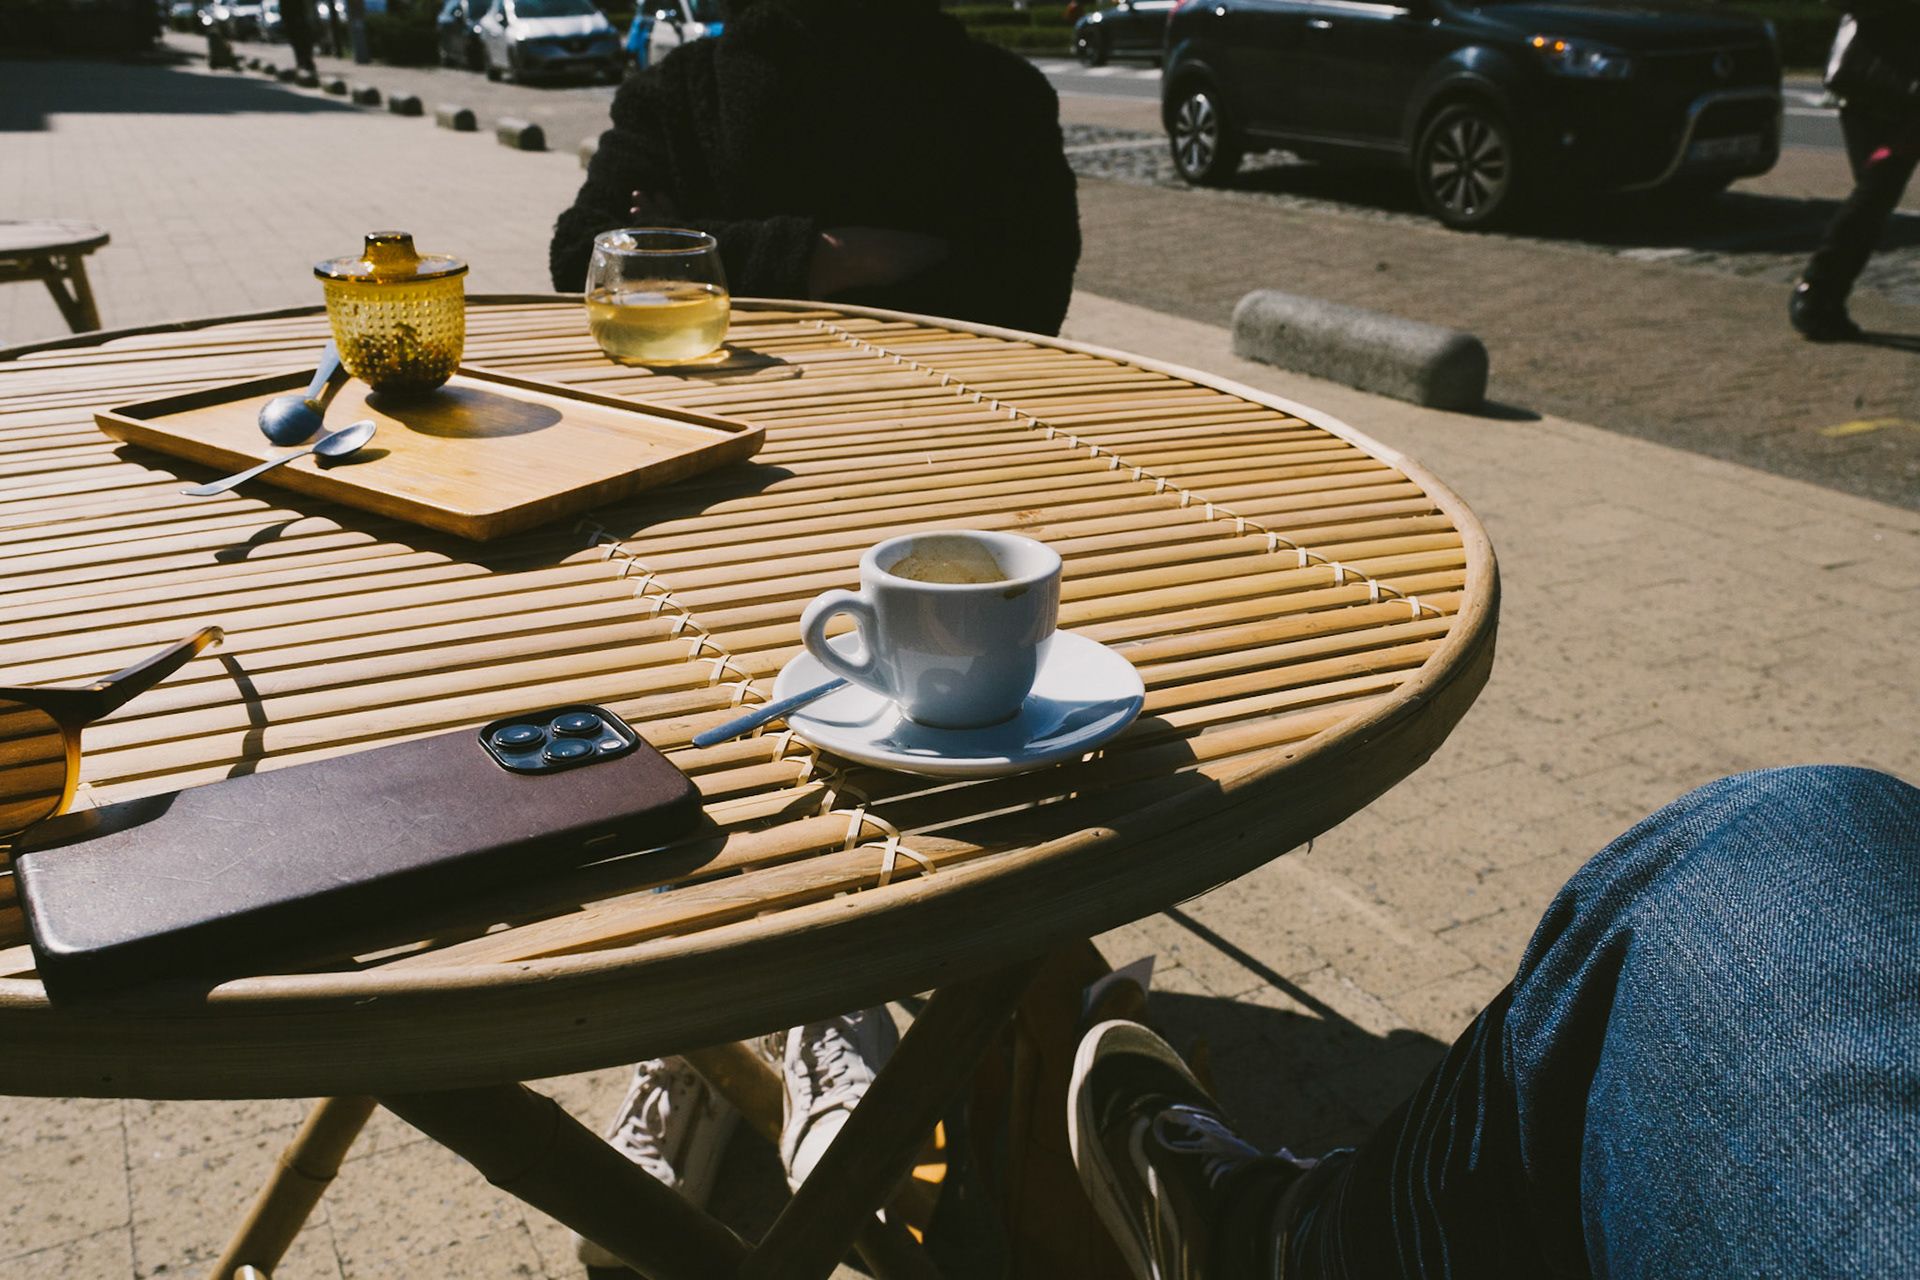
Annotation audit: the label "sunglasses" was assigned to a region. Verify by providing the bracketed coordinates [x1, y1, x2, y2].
[0, 627, 224, 841]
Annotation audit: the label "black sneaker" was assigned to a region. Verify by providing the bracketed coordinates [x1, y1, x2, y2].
[1790, 281, 1862, 342]
[1069, 1019, 1316, 1280]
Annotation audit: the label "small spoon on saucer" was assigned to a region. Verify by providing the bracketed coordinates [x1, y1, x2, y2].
[258, 342, 349, 445]
[691, 677, 847, 749]
[182, 418, 377, 497]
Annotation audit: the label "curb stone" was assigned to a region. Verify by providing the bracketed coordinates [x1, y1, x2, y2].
[294, 68, 319, 87]
[495, 117, 545, 151]
[435, 103, 478, 131]
[388, 93, 424, 116]
[349, 83, 381, 106]
[323, 77, 348, 94]
[1230, 289, 1489, 411]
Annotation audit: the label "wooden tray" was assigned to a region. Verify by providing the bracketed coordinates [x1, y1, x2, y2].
[94, 365, 765, 540]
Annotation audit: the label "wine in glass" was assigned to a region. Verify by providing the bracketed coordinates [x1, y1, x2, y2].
[585, 228, 730, 365]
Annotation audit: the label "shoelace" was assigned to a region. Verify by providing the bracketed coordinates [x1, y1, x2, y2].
[610, 1059, 692, 1180]
[1154, 1105, 1270, 1186]
[788, 1019, 879, 1122]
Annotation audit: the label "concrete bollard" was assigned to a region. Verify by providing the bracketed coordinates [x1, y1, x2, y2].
[435, 103, 478, 131]
[388, 93, 424, 117]
[294, 68, 320, 88]
[1230, 289, 1489, 411]
[577, 137, 597, 169]
[495, 118, 545, 152]
[259, 61, 279, 75]
[349, 83, 381, 106]
[275, 67, 299, 82]
[323, 77, 349, 94]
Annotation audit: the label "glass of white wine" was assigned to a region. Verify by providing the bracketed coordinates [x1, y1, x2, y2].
[585, 228, 730, 366]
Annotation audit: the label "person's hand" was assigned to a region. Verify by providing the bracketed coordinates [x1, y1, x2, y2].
[629, 190, 681, 220]
[809, 227, 953, 298]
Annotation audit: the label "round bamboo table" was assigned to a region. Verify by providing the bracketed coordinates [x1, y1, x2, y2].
[0, 298, 1497, 1279]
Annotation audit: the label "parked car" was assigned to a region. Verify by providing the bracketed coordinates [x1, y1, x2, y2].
[436, 0, 486, 68]
[200, 0, 264, 36]
[1074, 0, 1175, 66]
[626, 0, 721, 69]
[258, 0, 282, 39]
[474, 0, 622, 81]
[1161, 0, 1782, 228]
[168, 0, 198, 31]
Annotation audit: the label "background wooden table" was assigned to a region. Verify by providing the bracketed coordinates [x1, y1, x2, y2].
[0, 298, 1497, 1277]
[0, 220, 110, 335]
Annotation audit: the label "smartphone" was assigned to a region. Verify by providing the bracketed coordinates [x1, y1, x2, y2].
[14, 705, 698, 998]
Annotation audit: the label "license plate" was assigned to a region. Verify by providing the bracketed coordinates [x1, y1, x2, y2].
[1687, 134, 1763, 163]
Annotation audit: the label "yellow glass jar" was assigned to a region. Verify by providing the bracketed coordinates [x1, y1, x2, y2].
[315, 231, 467, 397]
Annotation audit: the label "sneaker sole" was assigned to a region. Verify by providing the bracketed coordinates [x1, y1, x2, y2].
[1067, 1019, 1214, 1280]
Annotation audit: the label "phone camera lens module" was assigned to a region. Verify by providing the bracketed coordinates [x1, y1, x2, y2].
[545, 737, 597, 763]
[552, 711, 604, 738]
[493, 723, 545, 749]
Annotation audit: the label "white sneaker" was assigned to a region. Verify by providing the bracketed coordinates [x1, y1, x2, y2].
[755, 1008, 900, 1189]
[572, 1056, 740, 1268]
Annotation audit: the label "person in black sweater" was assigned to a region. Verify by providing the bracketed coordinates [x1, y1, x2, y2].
[550, 0, 1081, 335]
[1791, 2, 1920, 341]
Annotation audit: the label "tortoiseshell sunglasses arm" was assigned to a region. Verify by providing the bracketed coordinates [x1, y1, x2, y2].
[76, 626, 226, 723]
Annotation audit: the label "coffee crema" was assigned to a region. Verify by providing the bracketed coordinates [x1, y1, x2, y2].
[886, 540, 1008, 585]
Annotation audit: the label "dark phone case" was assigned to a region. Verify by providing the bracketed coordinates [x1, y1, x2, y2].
[13, 710, 699, 998]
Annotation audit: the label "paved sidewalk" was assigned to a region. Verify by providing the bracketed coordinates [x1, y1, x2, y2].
[2, 47, 1917, 1280]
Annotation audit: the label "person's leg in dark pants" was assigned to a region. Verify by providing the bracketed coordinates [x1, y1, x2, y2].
[1072, 767, 1920, 1278]
[1795, 109, 1920, 338]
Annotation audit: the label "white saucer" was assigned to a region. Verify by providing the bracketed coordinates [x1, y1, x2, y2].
[775, 631, 1145, 779]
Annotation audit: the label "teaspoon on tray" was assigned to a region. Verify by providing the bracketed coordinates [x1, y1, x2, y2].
[182, 419, 378, 497]
[257, 341, 350, 446]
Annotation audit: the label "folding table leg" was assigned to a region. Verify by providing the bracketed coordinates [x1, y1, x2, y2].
[740, 960, 1040, 1280]
[378, 1081, 749, 1280]
[38, 253, 101, 333]
[208, 1095, 376, 1280]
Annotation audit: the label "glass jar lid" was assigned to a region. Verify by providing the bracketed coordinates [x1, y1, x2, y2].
[314, 231, 467, 283]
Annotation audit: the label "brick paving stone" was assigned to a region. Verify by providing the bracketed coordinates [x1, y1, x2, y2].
[1, 1121, 132, 1260]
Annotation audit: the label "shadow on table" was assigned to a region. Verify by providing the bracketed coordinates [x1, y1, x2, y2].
[0, 53, 361, 132]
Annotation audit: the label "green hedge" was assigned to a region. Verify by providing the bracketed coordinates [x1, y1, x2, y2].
[946, 3, 1072, 28]
[951, 2, 1073, 53]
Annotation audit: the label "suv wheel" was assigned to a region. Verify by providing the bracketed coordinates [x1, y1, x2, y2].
[1169, 87, 1242, 187]
[1415, 102, 1521, 230]
[1080, 29, 1109, 67]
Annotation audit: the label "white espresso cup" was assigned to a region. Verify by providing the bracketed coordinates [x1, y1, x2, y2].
[799, 530, 1062, 729]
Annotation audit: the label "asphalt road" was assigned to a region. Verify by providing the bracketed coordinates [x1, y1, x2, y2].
[1028, 58, 1847, 152]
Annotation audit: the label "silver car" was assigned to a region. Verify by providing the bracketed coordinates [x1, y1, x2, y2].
[475, 0, 623, 83]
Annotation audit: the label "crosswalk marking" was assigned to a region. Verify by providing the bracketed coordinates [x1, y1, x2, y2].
[1032, 58, 1161, 81]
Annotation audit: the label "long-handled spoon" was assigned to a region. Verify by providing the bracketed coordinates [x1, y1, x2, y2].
[690, 677, 847, 749]
[182, 419, 377, 497]
[258, 341, 350, 446]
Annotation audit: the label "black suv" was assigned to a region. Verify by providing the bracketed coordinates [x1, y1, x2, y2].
[1162, 0, 1782, 228]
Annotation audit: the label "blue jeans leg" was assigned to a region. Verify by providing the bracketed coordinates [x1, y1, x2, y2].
[1285, 766, 1920, 1279]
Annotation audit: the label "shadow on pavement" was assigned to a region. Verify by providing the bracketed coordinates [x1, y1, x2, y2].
[1147, 906, 1449, 1154]
[0, 53, 360, 132]
[1857, 329, 1920, 352]
[1222, 155, 1920, 260]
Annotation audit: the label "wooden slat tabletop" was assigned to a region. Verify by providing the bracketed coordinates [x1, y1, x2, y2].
[0, 298, 1498, 1098]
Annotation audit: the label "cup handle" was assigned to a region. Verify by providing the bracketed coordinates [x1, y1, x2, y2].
[799, 588, 888, 696]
